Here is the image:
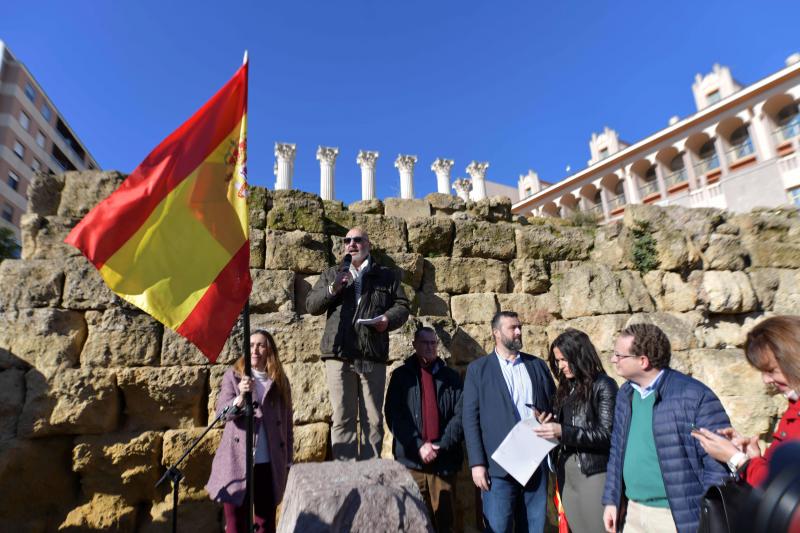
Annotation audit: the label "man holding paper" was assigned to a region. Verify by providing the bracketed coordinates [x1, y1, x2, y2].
[463, 311, 556, 533]
[307, 227, 410, 460]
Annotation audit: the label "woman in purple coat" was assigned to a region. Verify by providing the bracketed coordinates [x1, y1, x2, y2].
[206, 329, 293, 533]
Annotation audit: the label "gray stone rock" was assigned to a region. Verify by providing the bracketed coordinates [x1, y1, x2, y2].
[251, 312, 326, 364]
[422, 257, 509, 294]
[748, 268, 781, 311]
[57, 171, 126, 218]
[17, 368, 119, 437]
[0, 308, 86, 370]
[509, 258, 550, 295]
[284, 362, 332, 424]
[467, 196, 513, 222]
[617, 270, 655, 313]
[425, 192, 466, 216]
[62, 256, 132, 310]
[349, 199, 384, 214]
[267, 190, 326, 233]
[160, 327, 242, 366]
[416, 292, 451, 316]
[251, 269, 295, 313]
[250, 227, 265, 268]
[642, 271, 699, 313]
[294, 274, 320, 315]
[81, 308, 163, 367]
[277, 460, 433, 533]
[556, 263, 629, 319]
[265, 230, 331, 274]
[384, 198, 432, 220]
[625, 312, 701, 351]
[453, 220, 516, 260]
[497, 292, 560, 326]
[375, 252, 424, 289]
[248, 185, 270, 230]
[27, 172, 65, 216]
[325, 211, 408, 253]
[703, 234, 748, 271]
[20, 214, 82, 261]
[407, 217, 454, 257]
[546, 314, 631, 353]
[774, 270, 800, 314]
[451, 293, 498, 324]
[0, 259, 64, 310]
[117, 367, 206, 431]
[0, 368, 25, 440]
[700, 271, 757, 314]
[515, 225, 592, 261]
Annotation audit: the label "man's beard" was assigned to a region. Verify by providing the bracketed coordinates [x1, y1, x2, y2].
[502, 335, 523, 352]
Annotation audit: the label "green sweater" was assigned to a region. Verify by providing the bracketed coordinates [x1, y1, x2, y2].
[622, 392, 669, 508]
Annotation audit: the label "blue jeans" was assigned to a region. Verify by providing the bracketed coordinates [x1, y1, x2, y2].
[481, 467, 547, 533]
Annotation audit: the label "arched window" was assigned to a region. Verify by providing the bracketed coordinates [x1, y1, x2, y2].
[729, 125, 754, 159]
[777, 102, 800, 141]
[697, 139, 720, 174]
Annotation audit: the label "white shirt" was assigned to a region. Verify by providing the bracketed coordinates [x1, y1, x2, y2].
[253, 369, 271, 464]
[495, 351, 534, 421]
[630, 369, 665, 399]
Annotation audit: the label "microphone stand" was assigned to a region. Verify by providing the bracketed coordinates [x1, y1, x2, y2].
[155, 404, 237, 533]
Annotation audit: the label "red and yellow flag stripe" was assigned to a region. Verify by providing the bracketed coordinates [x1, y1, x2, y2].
[66, 61, 251, 362]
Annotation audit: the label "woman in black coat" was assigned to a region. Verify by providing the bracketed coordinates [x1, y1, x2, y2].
[534, 328, 618, 533]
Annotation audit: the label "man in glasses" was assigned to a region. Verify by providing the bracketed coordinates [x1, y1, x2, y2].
[307, 227, 410, 460]
[602, 323, 730, 533]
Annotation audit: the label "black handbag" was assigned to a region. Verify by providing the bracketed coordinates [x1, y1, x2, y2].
[698, 476, 753, 533]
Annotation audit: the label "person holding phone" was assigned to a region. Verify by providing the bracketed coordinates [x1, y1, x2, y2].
[533, 329, 618, 533]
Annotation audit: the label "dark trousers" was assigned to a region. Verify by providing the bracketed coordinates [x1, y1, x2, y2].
[223, 463, 275, 533]
[409, 468, 457, 533]
[481, 467, 547, 533]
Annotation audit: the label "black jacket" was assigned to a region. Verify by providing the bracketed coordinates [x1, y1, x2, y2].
[555, 373, 618, 490]
[306, 259, 410, 362]
[384, 356, 464, 476]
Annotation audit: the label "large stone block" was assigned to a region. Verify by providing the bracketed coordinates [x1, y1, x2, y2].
[384, 198, 432, 220]
[277, 459, 432, 533]
[546, 314, 631, 353]
[690, 349, 769, 398]
[117, 367, 206, 431]
[349, 199, 384, 214]
[452, 220, 516, 260]
[590, 223, 629, 269]
[294, 274, 320, 315]
[20, 214, 82, 261]
[617, 270, 655, 313]
[82, 308, 163, 367]
[451, 293, 498, 324]
[251, 269, 295, 313]
[294, 422, 329, 462]
[17, 368, 119, 437]
[59, 494, 137, 532]
[407, 217, 454, 256]
[250, 227, 265, 268]
[422, 257, 509, 294]
[718, 395, 785, 438]
[284, 362, 332, 424]
[248, 185, 270, 230]
[497, 292, 560, 326]
[743, 238, 800, 268]
[325, 211, 408, 253]
[417, 291, 451, 316]
[467, 196, 513, 222]
[642, 271, 699, 312]
[265, 230, 331, 274]
[0, 308, 86, 370]
[62, 255, 132, 310]
[161, 428, 222, 500]
[625, 312, 701, 351]
[388, 319, 420, 362]
[375, 251, 424, 289]
[72, 431, 163, 502]
[27, 171, 65, 216]
[0, 259, 64, 310]
[251, 312, 326, 364]
[57, 171, 126, 218]
[267, 190, 326, 233]
[696, 316, 750, 349]
[703, 234, 748, 271]
[748, 268, 781, 311]
[509, 259, 549, 294]
[140, 496, 221, 533]
[0, 437, 77, 528]
[515, 225, 592, 261]
[774, 270, 800, 314]
[161, 327, 242, 366]
[0, 368, 25, 440]
[448, 323, 494, 365]
[700, 271, 757, 314]
[556, 263, 629, 319]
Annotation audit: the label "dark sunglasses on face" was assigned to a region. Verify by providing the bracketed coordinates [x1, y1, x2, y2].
[343, 237, 364, 245]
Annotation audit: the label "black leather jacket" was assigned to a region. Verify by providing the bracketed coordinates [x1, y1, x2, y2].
[555, 374, 618, 490]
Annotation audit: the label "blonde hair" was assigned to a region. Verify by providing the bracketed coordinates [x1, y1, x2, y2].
[233, 329, 291, 405]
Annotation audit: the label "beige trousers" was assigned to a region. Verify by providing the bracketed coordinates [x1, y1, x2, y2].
[622, 500, 677, 533]
[324, 358, 386, 460]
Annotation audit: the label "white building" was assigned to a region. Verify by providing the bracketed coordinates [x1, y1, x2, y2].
[512, 55, 800, 220]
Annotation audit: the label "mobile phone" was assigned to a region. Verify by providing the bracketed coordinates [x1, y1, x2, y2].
[688, 423, 700, 434]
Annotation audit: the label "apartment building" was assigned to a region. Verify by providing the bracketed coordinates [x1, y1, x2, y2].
[0, 40, 99, 248]
[513, 55, 800, 220]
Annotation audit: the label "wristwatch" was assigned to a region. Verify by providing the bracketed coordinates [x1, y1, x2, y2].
[727, 451, 747, 473]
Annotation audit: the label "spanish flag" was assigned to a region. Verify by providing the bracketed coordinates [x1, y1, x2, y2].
[66, 59, 252, 363]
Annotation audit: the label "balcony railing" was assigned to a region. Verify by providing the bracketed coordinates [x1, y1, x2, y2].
[664, 168, 688, 188]
[774, 118, 800, 143]
[694, 154, 720, 175]
[608, 194, 626, 209]
[726, 138, 755, 161]
[639, 180, 659, 197]
[585, 203, 603, 216]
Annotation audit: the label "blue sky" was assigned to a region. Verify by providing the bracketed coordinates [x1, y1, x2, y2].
[2, 1, 799, 204]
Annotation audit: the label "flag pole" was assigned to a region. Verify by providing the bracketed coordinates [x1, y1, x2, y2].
[242, 47, 253, 533]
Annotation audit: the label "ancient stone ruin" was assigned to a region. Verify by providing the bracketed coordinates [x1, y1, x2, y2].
[1, 170, 798, 531]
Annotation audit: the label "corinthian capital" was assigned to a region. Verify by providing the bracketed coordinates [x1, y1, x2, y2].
[394, 154, 418, 172]
[275, 142, 297, 161]
[452, 178, 472, 195]
[316, 146, 339, 164]
[357, 150, 380, 168]
[431, 158, 454, 174]
[466, 161, 489, 180]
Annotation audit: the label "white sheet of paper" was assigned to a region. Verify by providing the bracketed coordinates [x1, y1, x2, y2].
[490, 417, 558, 486]
[356, 316, 382, 326]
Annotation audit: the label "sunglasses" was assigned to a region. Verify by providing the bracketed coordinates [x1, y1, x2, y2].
[343, 236, 365, 245]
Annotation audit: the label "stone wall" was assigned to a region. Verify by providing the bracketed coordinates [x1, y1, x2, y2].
[1, 170, 799, 531]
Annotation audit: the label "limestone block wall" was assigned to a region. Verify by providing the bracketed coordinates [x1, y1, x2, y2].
[1, 170, 800, 532]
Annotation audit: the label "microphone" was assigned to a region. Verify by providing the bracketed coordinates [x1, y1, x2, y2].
[340, 253, 352, 272]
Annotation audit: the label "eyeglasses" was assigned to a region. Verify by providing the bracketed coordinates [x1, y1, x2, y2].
[343, 236, 365, 245]
[611, 352, 640, 360]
